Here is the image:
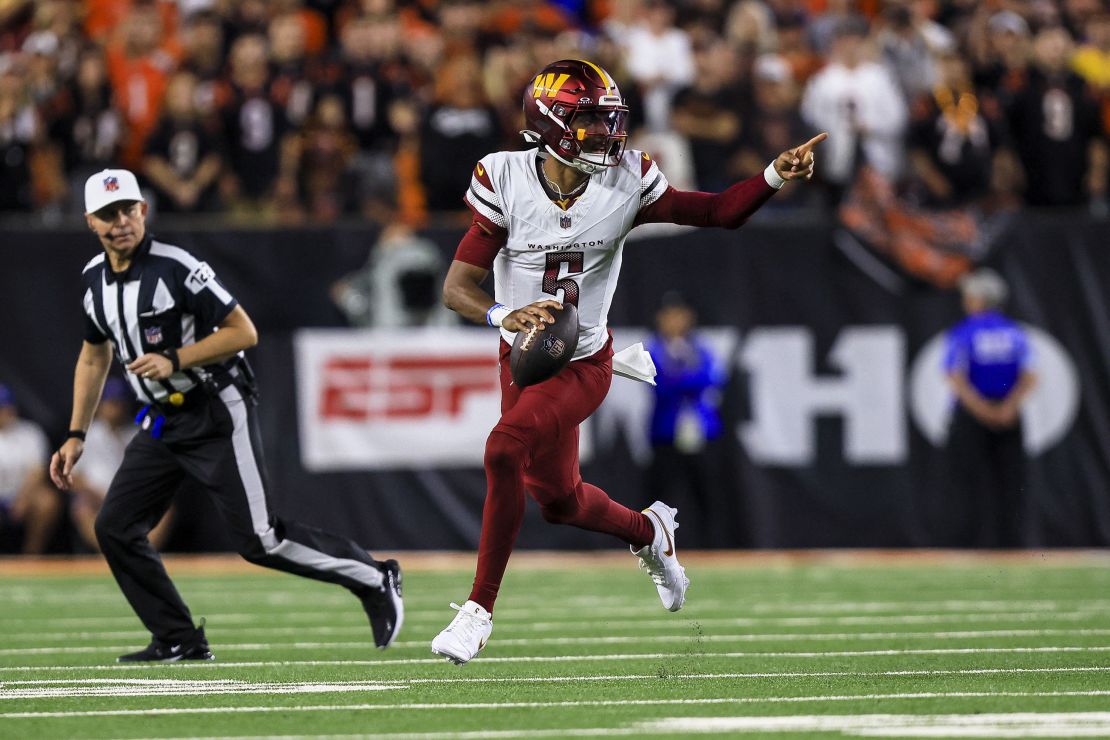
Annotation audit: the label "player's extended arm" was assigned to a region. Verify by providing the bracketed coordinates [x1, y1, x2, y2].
[127, 306, 259, 382]
[50, 340, 113, 490]
[637, 133, 827, 228]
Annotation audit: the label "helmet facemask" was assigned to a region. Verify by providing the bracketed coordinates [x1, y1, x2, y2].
[562, 105, 629, 173]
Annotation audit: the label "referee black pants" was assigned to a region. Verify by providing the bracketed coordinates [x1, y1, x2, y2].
[95, 384, 384, 644]
[946, 405, 1028, 548]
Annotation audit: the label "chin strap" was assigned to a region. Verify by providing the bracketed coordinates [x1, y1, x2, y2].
[547, 146, 603, 175]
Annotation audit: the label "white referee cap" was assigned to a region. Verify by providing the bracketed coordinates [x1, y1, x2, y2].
[85, 169, 145, 214]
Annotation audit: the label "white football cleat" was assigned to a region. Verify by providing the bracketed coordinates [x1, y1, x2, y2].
[431, 600, 493, 665]
[632, 501, 689, 612]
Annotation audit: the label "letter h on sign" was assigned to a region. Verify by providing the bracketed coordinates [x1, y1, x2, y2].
[738, 327, 906, 465]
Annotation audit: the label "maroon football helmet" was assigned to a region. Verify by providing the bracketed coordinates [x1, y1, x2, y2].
[521, 59, 629, 175]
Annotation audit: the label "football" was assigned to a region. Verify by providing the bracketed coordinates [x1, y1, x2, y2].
[509, 303, 579, 387]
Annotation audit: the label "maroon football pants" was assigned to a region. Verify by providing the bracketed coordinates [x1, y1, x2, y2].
[468, 338, 654, 612]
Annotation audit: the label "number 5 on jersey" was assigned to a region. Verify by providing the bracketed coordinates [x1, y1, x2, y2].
[543, 252, 583, 306]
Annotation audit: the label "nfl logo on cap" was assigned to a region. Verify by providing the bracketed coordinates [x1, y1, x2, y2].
[85, 168, 145, 214]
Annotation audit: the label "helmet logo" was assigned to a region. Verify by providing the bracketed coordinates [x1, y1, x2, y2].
[578, 97, 592, 104]
[533, 72, 570, 98]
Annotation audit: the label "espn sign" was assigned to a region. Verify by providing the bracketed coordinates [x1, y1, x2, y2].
[296, 329, 501, 470]
[320, 356, 496, 421]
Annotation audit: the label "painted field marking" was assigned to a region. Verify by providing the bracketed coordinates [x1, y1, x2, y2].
[7, 599, 1110, 629]
[3, 660, 1110, 678]
[526, 610, 1110, 631]
[0, 678, 401, 699]
[137, 710, 1110, 740]
[4, 694, 1110, 720]
[7, 593, 1110, 620]
[6, 609, 1107, 646]
[3, 642, 1109, 658]
[8, 622, 1110, 652]
[643, 711, 1110, 737]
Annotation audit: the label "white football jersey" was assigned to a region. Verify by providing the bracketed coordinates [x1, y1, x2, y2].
[466, 148, 669, 359]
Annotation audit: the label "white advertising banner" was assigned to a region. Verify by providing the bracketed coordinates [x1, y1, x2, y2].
[295, 328, 502, 470]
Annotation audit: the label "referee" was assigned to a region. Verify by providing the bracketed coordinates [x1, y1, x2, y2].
[49, 169, 403, 661]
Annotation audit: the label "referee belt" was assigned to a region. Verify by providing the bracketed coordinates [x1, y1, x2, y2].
[138, 384, 205, 418]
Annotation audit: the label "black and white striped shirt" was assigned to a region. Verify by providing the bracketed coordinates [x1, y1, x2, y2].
[82, 234, 240, 404]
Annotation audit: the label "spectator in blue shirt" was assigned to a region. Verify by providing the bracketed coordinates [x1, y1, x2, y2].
[944, 268, 1037, 547]
[644, 293, 725, 547]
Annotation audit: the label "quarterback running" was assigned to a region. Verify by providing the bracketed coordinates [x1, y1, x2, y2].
[432, 58, 825, 664]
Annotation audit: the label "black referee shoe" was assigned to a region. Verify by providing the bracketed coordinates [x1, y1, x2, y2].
[117, 624, 214, 663]
[357, 559, 404, 649]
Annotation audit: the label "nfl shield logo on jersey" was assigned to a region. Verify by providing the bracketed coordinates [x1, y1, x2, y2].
[144, 325, 163, 346]
[103, 176, 119, 192]
[559, 215, 572, 229]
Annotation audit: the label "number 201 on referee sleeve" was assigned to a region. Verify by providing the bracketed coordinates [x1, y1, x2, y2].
[542, 252, 583, 306]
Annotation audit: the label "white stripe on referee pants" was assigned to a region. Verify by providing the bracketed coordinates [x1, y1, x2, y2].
[218, 385, 383, 590]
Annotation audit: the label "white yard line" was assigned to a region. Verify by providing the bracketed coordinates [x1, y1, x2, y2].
[644, 712, 1110, 737]
[2, 659, 1109, 677]
[4, 610, 1107, 645]
[6, 599, 1110, 629]
[526, 610, 1109, 631]
[5, 627, 1110, 656]
[0, 678, 401, 699]
[137, 710, 1110, 740]
[3, 695, 1110, 721]
[2, 643, 1108, 659]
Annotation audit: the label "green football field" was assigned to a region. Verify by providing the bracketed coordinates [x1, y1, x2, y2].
[2, 551, 1109, 739]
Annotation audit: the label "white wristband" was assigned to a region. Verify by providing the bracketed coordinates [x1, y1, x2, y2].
[487, 304, 511, 328]
[763, 162, 786, 190]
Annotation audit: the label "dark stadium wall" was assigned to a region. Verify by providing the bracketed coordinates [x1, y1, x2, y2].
[3, 215, 1109, 550]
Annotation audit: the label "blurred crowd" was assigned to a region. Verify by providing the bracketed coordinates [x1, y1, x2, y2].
[0, 0, 1109, 226]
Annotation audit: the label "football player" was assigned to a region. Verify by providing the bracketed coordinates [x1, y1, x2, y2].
[431, 58, 825, 664]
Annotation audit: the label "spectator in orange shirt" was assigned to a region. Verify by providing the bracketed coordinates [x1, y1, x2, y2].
[105, 2, 181, 169]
